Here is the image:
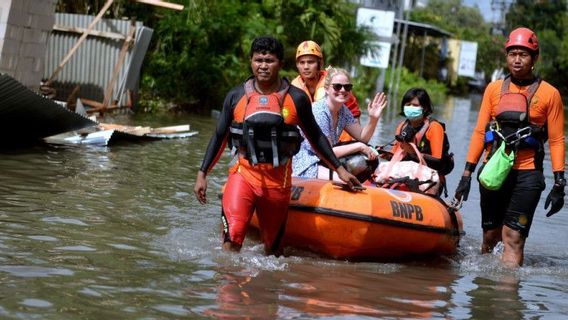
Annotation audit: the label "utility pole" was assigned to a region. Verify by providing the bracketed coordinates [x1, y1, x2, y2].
[490, 0, 514, 35]
[387, 0, 404, 107]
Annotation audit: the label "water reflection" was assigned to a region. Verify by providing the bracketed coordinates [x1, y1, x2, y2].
[188, 260, 462, 319]
[467, 275, 524, 320]
[204, 269, 280, 319]
[0, 106, 566, 319]
[278, 264, 459, 318]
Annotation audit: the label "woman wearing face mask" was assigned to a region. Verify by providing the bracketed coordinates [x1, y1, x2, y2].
[292, 67, 388, 181]
[387, 88, 452, 195]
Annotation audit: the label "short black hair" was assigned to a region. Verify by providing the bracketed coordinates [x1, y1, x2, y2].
[400, 88, 433, 116]
[250, 36, 284, 61]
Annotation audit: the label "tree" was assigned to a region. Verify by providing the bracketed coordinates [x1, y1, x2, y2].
[410, 0, 504, 86]
[56, 0, 374, 112]
[505, 0, 568, 95]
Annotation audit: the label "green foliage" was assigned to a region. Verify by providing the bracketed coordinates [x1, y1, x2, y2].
[57, 0, 488, 112]
[54, 0, 375, 112]
[411, 0, 485, 37]
[140, 0, 373, 112]
[506, 0, 565, 37]
[349, 64, 447, 108]
[402, 36, 445, 81]
[385, 67, 447, 106]
[505, 0, 568, 95]
[410, 0, 503, 84]
[350, 66, 381, 104]
[142, 0, 255, 112]
[55, 0, 154, 20]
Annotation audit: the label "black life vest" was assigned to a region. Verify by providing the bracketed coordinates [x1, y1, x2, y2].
[229, 78, 303, 167]
[410, 118, 454, 176]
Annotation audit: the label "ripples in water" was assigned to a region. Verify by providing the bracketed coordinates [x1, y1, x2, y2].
[1, 111, 567, 319]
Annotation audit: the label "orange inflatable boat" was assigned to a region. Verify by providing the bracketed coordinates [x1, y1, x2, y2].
[249, 178, 463, 261]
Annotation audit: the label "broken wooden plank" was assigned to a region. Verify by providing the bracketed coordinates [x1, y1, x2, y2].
[80, 98, 104, 109]
[97, 123, 192, 136]
[102, 19, 136, 111]
[98, 123, 151, 136]
[150, 124, 190, 134]
[53, 24, 127, 40]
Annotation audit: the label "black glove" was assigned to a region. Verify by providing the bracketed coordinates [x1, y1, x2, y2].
[545, 172, 566, 217]
[454, 176, 472, 202]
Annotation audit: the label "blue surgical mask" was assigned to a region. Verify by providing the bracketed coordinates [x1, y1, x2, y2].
[403, 105, 423, 120]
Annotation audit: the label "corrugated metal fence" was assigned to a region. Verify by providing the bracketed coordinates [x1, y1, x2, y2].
[43, 13, 153, 107]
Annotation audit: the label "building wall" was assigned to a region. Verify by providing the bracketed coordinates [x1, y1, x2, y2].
[0, 0, 56, 90]
[448, 39, 461, 86]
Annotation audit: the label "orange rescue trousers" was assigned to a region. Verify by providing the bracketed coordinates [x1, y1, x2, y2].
[221, 173, 291, 253]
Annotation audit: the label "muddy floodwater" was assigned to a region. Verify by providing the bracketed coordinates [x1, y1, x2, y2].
[0, 95, 567, 319]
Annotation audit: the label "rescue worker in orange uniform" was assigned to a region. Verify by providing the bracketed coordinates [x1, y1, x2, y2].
[453, 27, 565, 267]
[193, 36, 361, 255]
[292, 40, 360, 142]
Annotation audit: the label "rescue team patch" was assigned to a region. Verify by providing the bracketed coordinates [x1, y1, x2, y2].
[291, 186, 304, 201]
[282, 107, 290, 119]
[390, 200, 423, 221]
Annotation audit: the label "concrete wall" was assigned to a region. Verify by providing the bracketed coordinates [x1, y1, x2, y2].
[0, 0, 56, 90]
[448, 39, 461, 86]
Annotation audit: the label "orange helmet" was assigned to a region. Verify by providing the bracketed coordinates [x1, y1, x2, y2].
[296, 40, 323, 60]
[505, 27, 539, 52]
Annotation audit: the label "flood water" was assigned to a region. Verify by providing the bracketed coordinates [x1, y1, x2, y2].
[0, 95, 567, 319]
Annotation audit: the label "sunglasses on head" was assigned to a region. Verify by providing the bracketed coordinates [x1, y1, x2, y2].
[331, 83, 353, 92]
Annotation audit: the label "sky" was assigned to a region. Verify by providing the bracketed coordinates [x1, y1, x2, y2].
[462, 0, 495, 23]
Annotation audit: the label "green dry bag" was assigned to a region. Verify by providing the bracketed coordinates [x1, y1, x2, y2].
[479, 142, 515, 190]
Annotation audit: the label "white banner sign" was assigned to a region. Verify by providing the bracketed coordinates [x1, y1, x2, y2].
[457, 41, 478, 77]
[356, 8, 395, 37]
[360, 41, 391, 69]
[356, 8, 395, 69]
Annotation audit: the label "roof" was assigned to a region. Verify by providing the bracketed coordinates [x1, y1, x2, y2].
[394, 19, 453, 38]
[0, 74, 97, 144]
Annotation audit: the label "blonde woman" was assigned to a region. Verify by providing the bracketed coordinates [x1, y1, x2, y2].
[292, 67, 387, 180]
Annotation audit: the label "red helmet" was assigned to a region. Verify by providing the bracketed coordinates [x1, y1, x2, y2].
[505, 27, 539, 52]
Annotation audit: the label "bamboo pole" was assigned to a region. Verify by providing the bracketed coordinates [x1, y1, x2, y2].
[135, 0, 184, 10]
[47, 0, 114, 83]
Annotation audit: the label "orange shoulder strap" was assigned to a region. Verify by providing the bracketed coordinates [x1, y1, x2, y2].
[500, 76, 541, 104]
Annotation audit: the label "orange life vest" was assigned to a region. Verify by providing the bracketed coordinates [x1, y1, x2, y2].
[488, 76, 544, 150]
[291, 71, 327, 103]
[229, 78, 302, 167]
